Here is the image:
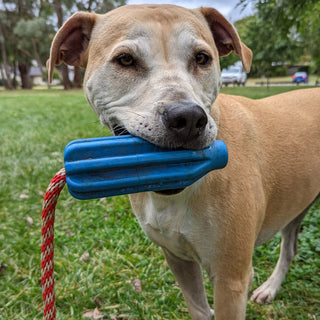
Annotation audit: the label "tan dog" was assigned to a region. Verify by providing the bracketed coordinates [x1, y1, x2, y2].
[48, 5, 320, 320]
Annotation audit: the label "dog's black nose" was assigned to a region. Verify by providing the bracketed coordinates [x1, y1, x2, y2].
[162, 103, 208, 141]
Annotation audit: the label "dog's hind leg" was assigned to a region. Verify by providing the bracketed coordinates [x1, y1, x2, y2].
[162, 248, 214, 320]
[250, 196, 319, 304]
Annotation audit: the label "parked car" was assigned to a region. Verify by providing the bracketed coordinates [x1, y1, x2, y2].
[221, 66, 247, 86]
[292, 71, 308, 83]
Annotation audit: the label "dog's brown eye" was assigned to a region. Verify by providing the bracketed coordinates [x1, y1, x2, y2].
[195, 52, 211, 66]
[117, 53, 134, 67]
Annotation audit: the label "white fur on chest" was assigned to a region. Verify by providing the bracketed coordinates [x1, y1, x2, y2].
[136, 187, 201, 261]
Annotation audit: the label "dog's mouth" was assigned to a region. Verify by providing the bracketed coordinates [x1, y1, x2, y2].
[113, 125, 130, 136]
[112, 124, 185, 196]
[155, 188, 185, 195]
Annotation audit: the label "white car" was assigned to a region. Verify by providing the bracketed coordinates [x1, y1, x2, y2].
[221, 66, 247, 86]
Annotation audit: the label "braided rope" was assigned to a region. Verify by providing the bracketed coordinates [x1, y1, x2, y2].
[41, 168, 66, 320]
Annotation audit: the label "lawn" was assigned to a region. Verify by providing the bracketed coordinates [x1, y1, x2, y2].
[220, 84, 319, 99]
[0, 87, 319, 320]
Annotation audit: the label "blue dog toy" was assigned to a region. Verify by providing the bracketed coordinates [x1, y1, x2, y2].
[64, 135, 228, 199]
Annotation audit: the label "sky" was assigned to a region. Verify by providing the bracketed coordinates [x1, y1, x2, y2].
[126, 0, 254, 22]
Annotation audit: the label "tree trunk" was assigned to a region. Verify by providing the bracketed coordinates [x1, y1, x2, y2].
[0, 23, 13, 89]
[0, 64, 10, 89]
[18, 61, 32, 89]
[31, 37, 49, 87]
[60, 64, 73, 90]
[53, 0, 72, 90]
[13, 60, 17, 89]
[73, 66, 82, 88]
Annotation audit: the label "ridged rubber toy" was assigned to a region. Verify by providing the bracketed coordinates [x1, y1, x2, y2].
[64, 135, 228, 199]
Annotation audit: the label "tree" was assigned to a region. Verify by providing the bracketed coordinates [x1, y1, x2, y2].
[75, 0, 126, 13]
[72, 0, 126, 88]
[0, 17, 13, 89]
[237, 0, 320, 77]
[0, 0, 127, 90]
[14, 17, 54, 84]
[51, 0, 74, 89]
[238, 15, 300, 79]
[1, 0, 54, 89]
[50, 0, 126, 89]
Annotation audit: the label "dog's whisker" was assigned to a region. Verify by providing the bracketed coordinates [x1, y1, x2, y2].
[126, 110, 146, 119]
[120, 129, 129, 135]
[111, 124, 130, 136]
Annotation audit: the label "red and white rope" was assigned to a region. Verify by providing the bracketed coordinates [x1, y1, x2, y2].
[41, 168, 66, 320]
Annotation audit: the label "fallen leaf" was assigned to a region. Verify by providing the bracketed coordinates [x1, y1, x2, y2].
[82, 308, 104, 319]
[99, 197, 106, 203]
[19, 193, 29, 199]
[92, 308, 103, 319]
[0, 263, 8, 273]
[51, 151, 60, 156]
[26, 217, 33, 225]
[80, 251, 90, 262]
[93, 295, 104, 306]
[65, 230, 75, 237]
[131, 278, 142, 293]
[37, 278, 42, 287]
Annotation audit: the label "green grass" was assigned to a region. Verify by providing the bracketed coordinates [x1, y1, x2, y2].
[0, 87, 319, 320]
[220, 84, 319, 99]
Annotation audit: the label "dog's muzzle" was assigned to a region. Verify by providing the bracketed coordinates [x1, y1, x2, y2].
[112, 123, 187, 196]
[112, 103, 208, 196]
[156, 103, 208, 195]
[162, 103, 208, 143]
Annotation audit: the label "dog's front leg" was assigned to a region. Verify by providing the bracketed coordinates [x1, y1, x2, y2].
[210, 263, 253, 320]
[162, 248, 214, 320]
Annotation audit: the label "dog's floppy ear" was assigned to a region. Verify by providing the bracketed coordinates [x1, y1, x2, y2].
[47, 12, 97, 83]
[199, 7, 252, 73]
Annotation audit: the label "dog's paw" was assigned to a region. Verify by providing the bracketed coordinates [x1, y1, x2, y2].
[250, 282, 277, 304]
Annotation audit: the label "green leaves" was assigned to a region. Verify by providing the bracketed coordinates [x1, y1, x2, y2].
[236, 0, 320, 77]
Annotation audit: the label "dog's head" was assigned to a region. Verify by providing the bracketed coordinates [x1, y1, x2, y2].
[48, 5, 251, 149]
